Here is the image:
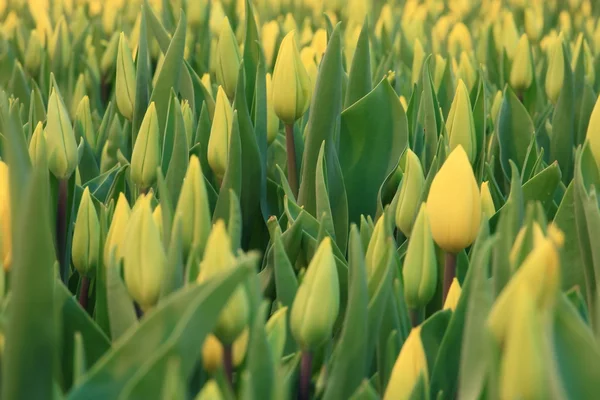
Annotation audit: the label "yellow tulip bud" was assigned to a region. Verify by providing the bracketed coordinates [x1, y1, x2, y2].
[70, 74, 87, 119]
[207, 87, 234, 182]
[457, 51, 476, 93]
[300, 17, 314, 46]
[300, 46, 318, 97]
[201, 73, 213, 97]
[202, 334, 224, 373]
[266, 73, 280, 145]
[510, 35, 534, 91]
[187, 0, 208, 27]
[232, 327, 249, 367]
[261, 20, 280, 69]
[272, 31, 312, 125]
[443, 278, 461, 311]
[48, 17, 71, 70]
[131, 103, 160, 190]
[545, 36, 565, 105]
[291, 238, 340, 350]
[46, 88, 78, 180]
[282, 13, 297, 35]
[104, 193, 131, 266]
[399, 96, 408, 112]
[24, 30, 42, 76]
[198, 220, 249, 344]
[403, 204, 438, 309]
[383, 326, 428, 400]
[102, 1, 119, 35]
[0, 161, 11, 271]
[366, 214, 392, 298]
[447, 22, 472, 58]
[395, 149, 425, 236]
[571, 34, 595, 87]
[501, 12, 520, 61]
[524, 6, 544, 42]
[412, 39, 425, 85]
[116, 33, 136, 121]
[491, 90, 503, 127]
[558, 11, 572, 38]
[215, 17, 241, 100]
[182, 100, 195, 147]
[426, 146, 481, 253]
[196, 380, 223, 400]
[266, 307, 288, 364]
[446, 80, 477, 164]
[433, 55, 447, 92]
[509, 222, 545, 268]
[153, 204, 163, 241]
[74, 96, 95, 149]
[208, 1, 226, 36]
[311, 28, 327, 64]
[480, 181, 496, 219]
[29, 122, 47, 168]
[72, 187, 101, 277]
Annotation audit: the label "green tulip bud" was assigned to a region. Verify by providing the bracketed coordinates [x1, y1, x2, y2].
[116, 32, 136, 121]
[480, 181, 496, 219]
[174, 156, 211, 258]
[266, 73, 280, 145]
[272, 31, 312, 125]
[24, 29, 42, 76]
[197, 220, 249, 344]
[403, 204, 438, 309]
[395, 149, 425, 237]
[262, 20, 280, 69]
[502, 12, 520, 60]
[446, 79, 477, 164]
[48, 17, 71, 71]
[366, 214, 392, 298]
[181, 100, 195, 147]
[131, 102, 160, 190]
[457, 51, 476, 92]
[215, 17, 241, 100]
[104, 192, 131, 266]
[71, 73, 87, 119]
[207, 87, 234, 182]
[100, 32, 119, 78]
[291, 237, 339, 350]
[491, 90, 503, 127]
[510, 34, 534, 91]
[433, 55, 447, 92]
[412, 38, 426, 85]
[123, 195, 166, 312]
[545, 36, 565, 105]
[266, 307, 288, 365]
[196, 381, 223, 400]
[72, 187, 101, 277]
[46, 88, 78, 180]
[74, 96, 95, 148]
[29, 121, 46, 166]
[571, 34, 595, 87]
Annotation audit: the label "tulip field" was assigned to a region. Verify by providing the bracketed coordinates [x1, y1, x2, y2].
[3, 0, 600, 398]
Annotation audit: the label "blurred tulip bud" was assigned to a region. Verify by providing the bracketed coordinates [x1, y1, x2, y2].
[272, 31, 312, 125]
[49, 17, 71, 70]
[399, 96, 408, 112]
[182, 100, 195, 146]
[509, 222, 545, 268]
[558, 11, 572, 38]
[131, 103, 160, 190]
[24, 29, 42, 76]
[571, 34, 595, 87]
[447, 80, 477, 164]
[366, 214, 392, 297]
[72, 187, 100, 277]
[457, 51, 476, 92]
[102, 2, 119, 35]
[266, 73, 280, 145]
[586, 96, 600, 172]
[510, 35, 534, 91]
[74, 96, 95, 148]
[411, 39, 425, 85]
[116, 33, 136, 121]
[104, 193, 131, 266]
[300, 17, 314, 46]
[427, 146, 481, 253]
[443, 278, 461, 311]
[153, 204, 163, 240]
[100, 32, 119, 78]
[198, 220, 249, 344]
[433, 55, 447, 91]
[383, 326, 428, 400]
[124, 195, 166, 312]
[70, 74, 87, 119]
[491, 90, 503, 127]
[215, 17, 241, 100]
[480, 181, 495, 219]
[208, 87, 234, 182]
[46, 88, 78, 180]
[283, 13, 297, 35]
[187, 0, 208, 27]
[202, 334, 223, 373]
[403, 204, 437, 309]
[375, 4, 393, 40]
[232, 327, 249, 367]
[291, 237, 339, 350]
[196, 380, 223, 400]
[502, 12, 520, 60]
[29, 122, 47, 167]
[395, 149, 425, 236]
[208, 0, 226, 36]
[431, 15, 454, 55]
[201, 73, 213, 97]
[447, 22, 472, 58]
[266, 307, 288, 365]
[300, 46, 318, 94]
[261, 20, 280, 69]
[524, 6, 544, 42]
[545, 35, 565, 105]
[311, 28, 327, 64]
[0, 161, 11, 271]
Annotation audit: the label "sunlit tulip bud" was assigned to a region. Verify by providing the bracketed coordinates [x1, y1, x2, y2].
[311, 28, 327, 64]
[457, 51, 476, 92]
[510, 35, 534, 91]
[72, 187, 100, 277]
[300, 46, 318, 94]
[266, 73, 280, 145]
[446, 80, 477, 164]
[207, 87, 234, 182]
[116, 33, 136, 121]
[480, 181, 495, 219]
[2, 11, 19, 38]
[375, 4, 393, 40]
[559, 11, 572, 38]
[282, 13, 297, 35]
[24, 29, 42, 76]
[432, 55, 447, 91]
[383, 326, 428, 400]
[201, 73, 213, 97]
[291, 238, 339, 350]
[196, 380, 223, 400]
[215, 17, 241, 100]
[490, 90, 503, 127]
[261, 20, 279, 69]
[524, 6, 544, 42]
[28, 122, 47, 167]
[582, 0, 592, 16]
[501, 12, 520, 60]
[411, 39, 425, 85]
[187, 0, 207, 27]
[545, 35, 565, 105]
[427, 146, 481, 253]
[403, 204, 438, 309]
[198, 220, 249, 343]
[366, 214, 392, 297]
[443, 278, 461, 311]
[399, 96, 408, 112]
[100, 32, 119, 78]
[202, 334, 223, 373]
[48, 17, 71, 70]
[46, 89, 78, 180]
[487, 227, 563, 342]
[272, 31, 312, 125]
[104, 193, 131, 266]
[448, 22, 473, 58]
[571, 34, 595, 87]
[499, 286, 549, 400]
[509, 222, 545, 268]
[0, 161, 11, 271]
[123, 196, 166, 312]
[266, 307, 288, 364]
[395, 150, 425, 236]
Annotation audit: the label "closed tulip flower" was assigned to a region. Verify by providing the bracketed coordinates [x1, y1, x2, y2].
[524, 6, 544, 42]
[116, 32, 136, 121]
[545, 36, 565, 105]
[446, 80, 477, 164]
[0, 161, 11, 271]
[480, 181, 495, 219]
[46, 88, 78, 180]
[510, 34, 534, 91]
[29, 122, 46, 167]
[215, 17, 241, 100]
[202, 334, 224, 374]
[457, 52, 476, 92]
[443, 278, 461, 311]
[300, 46, 318, 95]
[104, 193, 131, 266]
[447, 22, 472, 58]
[366, 214, 392, 298]
[395, 149, 425, 237]
[196, 381, 223, 400]
[207, 87, 234, 182]
[131, 103, 160, 190]
[509, 222, 545, 269]
[586, 96, 600, 172]
[72, 187, 101, 277]
[24, 29, 42, 76]
[261, 20, 280, 69]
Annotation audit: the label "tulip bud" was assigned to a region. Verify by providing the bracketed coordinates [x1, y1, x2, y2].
[202, 334, 223, 373]
[366, 214, 392, 298]
[545, 36, 565, 105]
[375, 4, 392, 40]
[446, 80, 477, 164]
[196, 381, 223, 400]
[123, 195, 166, 312]
[187, 0, 207, 27]
[311, 28, 327, 64]
[383, 326, 428, 400]
[272, 31, 312, 125]
[510, 35, 534, 91]
[586, 97, 600, 172]
[208, 0, 226, 36]
[0, 161, 11, 271]
[74, 96, 95, 148]
[395, 150, 425, 236]
[558, 11, 572, 38]
[491, 90, 503, 127]
[215, 17, 241, 100]
[102, 2, 119, 35]
[291, 237, 340, 350]
[261, 20, 280, 69]
[283, 13, 298, 35]
[24, 29, 42, 76]
[571, 34, 595, 87]
[46, 88, 78, 180]
[116, 32, 136, 121]
[403, 204, 438, 309]
[509, 222, 545, 268]
[104, 192, 131, 266]
[443, 278, 461, 311]
[182, 101, 195, 147]
[49, 17, 71, 70]
[266, 73, 280, 145]
[524, 6, 543, 42]
[232, 327, 250, 367]
[153, 204, 163, 241]
[72, 187, 100, 277]
[427, 146, 481, 253]
[433, 55, 447, 92]
[197, 220, 249, 344]
[480, 181, 495, 219]
[300, 17, 314, 46]
[501, 12, 520, 61]
[70, 74, 87, 119]
[447, 22, 472, 58]
[207, 87, 234, 182]
[29, 122, 46, 167]
[266, 307, 288, 364]
[399, 96, 408, 112]
[412, 39, 425, 85]
[131, 103, 160, 190]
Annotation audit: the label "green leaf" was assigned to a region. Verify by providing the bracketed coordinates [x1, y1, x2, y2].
[522, 162, 561, 213]
[246, 302, 275, 400]
[73, 333, 86, 387]
[344, 20, 372, 109]
[213, 112, 242, 224]
[420, 310, 452, 378]
[316, 142, 336, 239]
[420, 56, 443, 174]
[161, 219, 184, 298]
[105, 253, 138, 343]
[164, 91, 189, 205]
[0, 93, 31, 192]
[243, 0, 260, 108]
[132, 5, 150, 144]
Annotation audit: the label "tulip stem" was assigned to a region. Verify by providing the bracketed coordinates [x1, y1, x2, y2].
[299, 351, 312, 400]
[285, 124, 299, 199]
[56, 178, 69, 284]
[223, 343, 234, 388]
[410, 309, 421, 327]
[78, 276, 90, 311]
[443, 252, 457, 304]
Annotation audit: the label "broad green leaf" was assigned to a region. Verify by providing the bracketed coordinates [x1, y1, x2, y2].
[132, 5, 150, 144]
[344, 20, 372, 109]
[316, 142, 336, 239]
[164, 91, 189, 205]
[246, 302, 275, 400]
[522, 162, 561, 213]
[421, 310, 452, 379]
[272, 224, 298, 310]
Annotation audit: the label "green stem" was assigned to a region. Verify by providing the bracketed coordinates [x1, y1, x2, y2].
[223, 344, 234, 388]
[285, 123, 299, 199]
[443, 252, 457, 304]
[410, 309, 421, 328]
[299, 351, 312, 400]
[78, 276, 90, 311]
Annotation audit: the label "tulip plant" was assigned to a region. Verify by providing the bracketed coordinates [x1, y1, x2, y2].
[2, 0, 600, 399]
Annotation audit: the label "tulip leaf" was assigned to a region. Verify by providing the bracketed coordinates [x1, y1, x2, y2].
[340, 78, 408, 224]
[243, 0, 260, 108]
[348, 380, 379, 400]
[420, 56, 443, 173]
[68, 255, 255, 399]
[522, 161, 561, 214]
[344, 19, 372, 109]
[576, 84, 596, 147]
[105, 256, 138, 343]
[420, 310, 452, 378]
[316, 142, 336, 239]
[78, 138, 100, 184]
[187, 65, 215, 120]
[83, 164, 125, 204]
[213, 112, 242, 224]
[132, 5, 150, 144]
[164, 91, 189, 205]
[161, 218, 184, 298]
[9, 62, 30, 114]
[95, 102, 116, 158]
[246, 302, 275, 400]
[192, 103, 215, 184]
[273, 225, 298, 310]
[255, 59, 270, 221]
[0, 93, 31, 196]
